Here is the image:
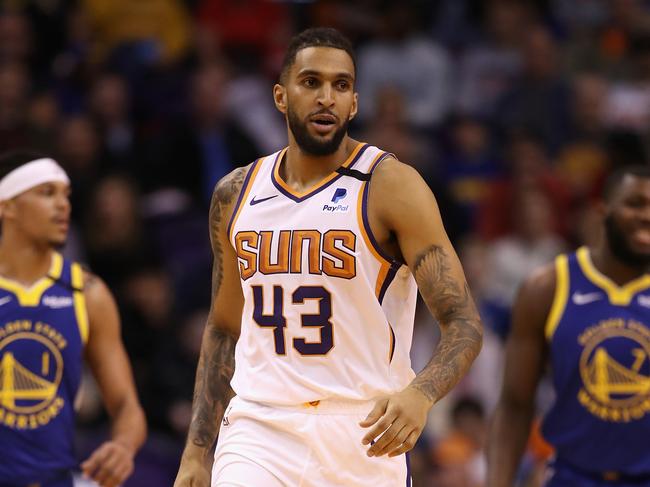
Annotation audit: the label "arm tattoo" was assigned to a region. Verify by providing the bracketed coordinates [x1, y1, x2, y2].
[208, 166, 247, 296]
[188, 327, 236, 451]
[410, 244, 483, 404]
[187, 166, 247, 455]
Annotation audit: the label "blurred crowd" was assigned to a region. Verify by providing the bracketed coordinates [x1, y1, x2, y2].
[1, 0, 649, 486]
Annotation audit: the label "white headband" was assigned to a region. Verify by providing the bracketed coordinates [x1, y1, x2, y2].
[0, 158, 70, 201]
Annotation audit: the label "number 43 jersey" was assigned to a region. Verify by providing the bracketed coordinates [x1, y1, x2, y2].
[227, 143, 417, 405]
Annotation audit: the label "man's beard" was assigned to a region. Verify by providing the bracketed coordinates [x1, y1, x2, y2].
[605, 214, 650, 267]
[287, 107, 349, 156]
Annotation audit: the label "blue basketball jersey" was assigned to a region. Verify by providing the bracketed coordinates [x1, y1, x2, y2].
[0, 252, 88, 484]
[542, 246, 650, 475]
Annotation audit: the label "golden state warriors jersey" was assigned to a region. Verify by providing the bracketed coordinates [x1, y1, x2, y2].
[227, 143, 418, 405]
[0, 253, 88, 484]
[542, 247, 650, 475]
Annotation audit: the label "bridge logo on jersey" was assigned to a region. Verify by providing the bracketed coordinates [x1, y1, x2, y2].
[578, 318, 650, 422]
[0, 320, 66, 430]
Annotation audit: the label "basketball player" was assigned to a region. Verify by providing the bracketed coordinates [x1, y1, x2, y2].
[487, 165, 650, 486]
[0, 151, 146, 487]
[175, 28, 483, 487]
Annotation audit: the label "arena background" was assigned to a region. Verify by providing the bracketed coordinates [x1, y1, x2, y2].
[1, 0, 649, 485]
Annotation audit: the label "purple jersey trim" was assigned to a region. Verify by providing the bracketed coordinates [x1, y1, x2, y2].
[226, 158, 262, 239]
[271, 144, 369, 202]
[360, 152, 401, 269]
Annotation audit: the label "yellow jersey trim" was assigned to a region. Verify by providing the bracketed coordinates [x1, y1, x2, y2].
[545, 254, 569, 341]
[577, 246, 650, 306]
[71, 263, 89, 345]
[0, 252, 63, 306]
[272, 142, 364, 198]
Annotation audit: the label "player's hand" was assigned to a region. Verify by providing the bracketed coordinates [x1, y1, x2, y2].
[173, 457, 211, 487]
[81, 440, 135, 487]
[359, 385, 431, 457]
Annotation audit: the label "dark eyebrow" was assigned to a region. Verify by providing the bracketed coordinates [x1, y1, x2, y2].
[297, 69, 354, 81]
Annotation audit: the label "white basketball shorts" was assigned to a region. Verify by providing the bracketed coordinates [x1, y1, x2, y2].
[212, 396, 412, 487]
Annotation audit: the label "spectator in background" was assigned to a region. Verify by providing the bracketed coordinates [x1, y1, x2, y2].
[82, 0, 192, 68]
[604, 35, 650, 134]
[120, 264, 177, 406]
[497, 25, 572, 153]
[56, 115, 103, 219]
[26, 90, 61, 154]
[600, 0, 650, 74]
[196, 0, 291, 76]
[356, 3, 452, 129]
[455, 0, 530, 118]
[0, 63, 31, 152]
[454, 236, 505, 408]
[555, 73, 610, 205]
[439, 115, 502, 234]
[0, 11, 33, 69]
[432, 396, 487, 487]
[479, 132, 571, 241]
[483, 189, 566, 338]
[83, 175, 157, 292]
[568, 73, 609, 142]
[307, 0, 382, 45]
[150, 63, 260, 204]
[359, 85, 433, 179]
[89, 73, 138, 171]
[151, 309, 208, 439]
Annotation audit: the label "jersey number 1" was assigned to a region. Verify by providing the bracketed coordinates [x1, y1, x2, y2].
[252, 285, 333, 356]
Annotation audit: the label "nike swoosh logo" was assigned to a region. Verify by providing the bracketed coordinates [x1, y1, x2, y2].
[0, 296, 11, 306]
[572, 291, 603, 305]
[250, 195, 278, 206]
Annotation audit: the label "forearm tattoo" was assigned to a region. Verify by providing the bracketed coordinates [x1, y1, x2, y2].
[187, 167, 246, 454]
[410, 245, 483, 404]
[188, 327, 236, 451]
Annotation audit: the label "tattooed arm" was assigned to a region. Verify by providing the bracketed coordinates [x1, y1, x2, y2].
[174, 166, 249, 487]
[360, 158, 483, 458]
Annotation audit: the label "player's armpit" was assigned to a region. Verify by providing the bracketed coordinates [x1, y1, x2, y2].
[370, 159, 483, 405]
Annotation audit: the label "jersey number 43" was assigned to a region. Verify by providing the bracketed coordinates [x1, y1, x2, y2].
[252, 285, 333, 356]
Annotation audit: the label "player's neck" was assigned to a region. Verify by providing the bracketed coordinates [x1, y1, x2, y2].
[0, 232, 54, 286]
[590, 243, 650, 286]
[282, 137, 358, 190]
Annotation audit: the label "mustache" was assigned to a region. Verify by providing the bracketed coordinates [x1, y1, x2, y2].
[308, 109, 339, 120]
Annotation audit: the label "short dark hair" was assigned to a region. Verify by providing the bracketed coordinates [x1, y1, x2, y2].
[603, 165, 650, 201]
[0, 150, 49, 179]
[279, 27, 356, 84]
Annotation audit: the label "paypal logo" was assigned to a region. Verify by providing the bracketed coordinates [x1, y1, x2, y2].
[324, 188, 349, 212]
[331, 188, 347, 203]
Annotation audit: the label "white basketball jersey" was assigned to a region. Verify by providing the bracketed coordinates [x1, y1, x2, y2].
[227, 142, 417, 405]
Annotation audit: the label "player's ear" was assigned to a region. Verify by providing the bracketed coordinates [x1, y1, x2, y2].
[349, 92, 358, 121]
[273, 84, 287, 115]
